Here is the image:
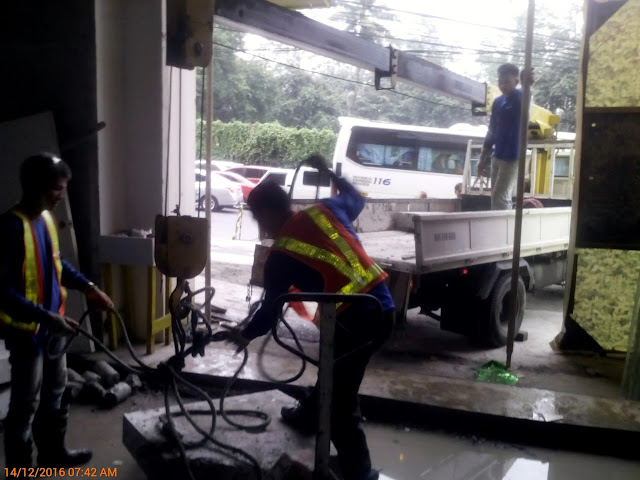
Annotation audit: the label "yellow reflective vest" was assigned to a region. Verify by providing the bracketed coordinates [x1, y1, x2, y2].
[0, 209, 66, 335]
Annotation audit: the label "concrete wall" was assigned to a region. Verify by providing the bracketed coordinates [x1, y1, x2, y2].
[96, 0, 195, 235]
[95, 0, 196, 339]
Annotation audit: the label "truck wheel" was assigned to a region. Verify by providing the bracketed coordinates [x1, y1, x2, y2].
[484, 272, 526, 347]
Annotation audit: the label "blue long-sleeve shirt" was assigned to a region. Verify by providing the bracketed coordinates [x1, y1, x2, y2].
[243, 176, 395, 340]
[0, 211, 90, 343]
[483, 89, 523, 161]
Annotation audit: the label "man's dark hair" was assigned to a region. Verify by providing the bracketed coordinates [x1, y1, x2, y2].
[20, 152, 72, 196]
[247, 180, 291, 214]
[498, 63, 519, 77]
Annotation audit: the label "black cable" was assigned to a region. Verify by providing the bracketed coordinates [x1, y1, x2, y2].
[258, 314, 308, 384]
[212, 41, 373, 87]
[164, 383, 196, 480]
[168, 371, 262, 475]
[64, 295, 266, 477]
[211, 41, 476, 112]
[337, 0, 582, 45]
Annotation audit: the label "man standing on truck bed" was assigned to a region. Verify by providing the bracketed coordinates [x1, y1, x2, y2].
[479, 63, 535, 210]
[229, 154, 394, 480]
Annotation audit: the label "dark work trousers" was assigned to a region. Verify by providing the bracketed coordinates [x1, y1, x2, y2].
[303, 306, 394, 480]
[4, 334, 67, 468]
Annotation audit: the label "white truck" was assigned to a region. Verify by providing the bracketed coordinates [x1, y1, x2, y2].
[251, 197, 570, 347]
[356, 201, 570, 346]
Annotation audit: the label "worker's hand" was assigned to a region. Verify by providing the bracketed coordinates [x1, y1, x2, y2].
[85, 284, 114, 312]
[223, 325, 251, 355]
[477, 150, 491, 177]
[520, 67, 535, 87]
[48, 313, 79, 335]
[305, 154, 329, 172]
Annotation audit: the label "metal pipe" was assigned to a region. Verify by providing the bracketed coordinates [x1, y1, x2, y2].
[204, 41, 214, 323]
[507, 0, 536, 369]
[314, 302, 335, 480]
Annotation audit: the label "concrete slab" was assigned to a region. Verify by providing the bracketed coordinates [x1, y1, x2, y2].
[123, 390, 315, 479]
[88, 274, 640, 459]
[0, 341, 10, 385]
[0, 385, 9, 421]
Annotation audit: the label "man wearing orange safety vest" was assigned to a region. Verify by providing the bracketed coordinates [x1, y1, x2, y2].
[234, 155, 394, 480]
[0, 153, 113, 469]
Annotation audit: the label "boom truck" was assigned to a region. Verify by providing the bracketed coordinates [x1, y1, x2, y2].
[211, 0, 574, 346]
[250, 106, 573, 347]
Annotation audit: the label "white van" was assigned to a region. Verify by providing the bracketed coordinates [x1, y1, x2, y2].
[333, 117, 486, 199]
[259, 166, 332, 200]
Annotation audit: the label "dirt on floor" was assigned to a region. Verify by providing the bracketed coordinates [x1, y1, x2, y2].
[207, 263, 626, 399]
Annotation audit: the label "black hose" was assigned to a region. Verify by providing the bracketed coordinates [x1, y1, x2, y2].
[61, 296, 267, 479]
[54, 289, 347, 479]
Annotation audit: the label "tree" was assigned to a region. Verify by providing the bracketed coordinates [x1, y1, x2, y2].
[509, 2, 581, 131]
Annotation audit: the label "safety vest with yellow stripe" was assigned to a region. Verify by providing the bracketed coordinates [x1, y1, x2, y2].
[271, 203, 387, 314]
[0, 209, 67, 335]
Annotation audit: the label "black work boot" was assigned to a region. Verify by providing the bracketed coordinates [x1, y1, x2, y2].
[33, 407, 93, 467]
[280, 403, 316, 435]
[4, 434, 34, 470]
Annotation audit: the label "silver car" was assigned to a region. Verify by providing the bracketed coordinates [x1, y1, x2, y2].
[195, 170, 243, 211]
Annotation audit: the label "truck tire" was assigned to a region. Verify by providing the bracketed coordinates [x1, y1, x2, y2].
[483, 272, 526, 347]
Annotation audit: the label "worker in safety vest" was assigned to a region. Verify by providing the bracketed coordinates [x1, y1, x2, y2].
[0, 153, 113, 470]
[232, 155, 394, 480]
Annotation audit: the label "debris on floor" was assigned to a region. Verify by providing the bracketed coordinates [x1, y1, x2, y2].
[123, 389, 315, 479]
[476, 361, 519, 385]
[67, 362, 142, 410]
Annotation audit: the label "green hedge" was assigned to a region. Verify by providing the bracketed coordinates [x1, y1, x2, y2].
[196, 120, 337, 168]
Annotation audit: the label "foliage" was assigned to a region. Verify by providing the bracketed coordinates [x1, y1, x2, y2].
[195, 2, 580, 140]
[197, 120, 337, 167]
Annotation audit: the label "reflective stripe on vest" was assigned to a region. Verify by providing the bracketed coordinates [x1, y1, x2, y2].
[42, 210, 67, 314]
[0, 210, 66, 334]
[273, 205, 385, 307]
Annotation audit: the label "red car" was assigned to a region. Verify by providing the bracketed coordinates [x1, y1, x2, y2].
[224, 165, 273, 185]
[216, 170, 255, 202]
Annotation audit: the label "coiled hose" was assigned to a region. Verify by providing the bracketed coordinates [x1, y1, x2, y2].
[47, 289, 312, 480]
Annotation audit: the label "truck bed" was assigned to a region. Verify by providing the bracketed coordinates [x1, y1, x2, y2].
[361, 207, 571, 274]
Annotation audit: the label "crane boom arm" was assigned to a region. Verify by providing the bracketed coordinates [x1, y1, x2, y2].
[210, 0, 558, 138]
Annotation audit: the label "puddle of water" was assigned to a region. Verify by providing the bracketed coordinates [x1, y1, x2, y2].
[364, 424, 640, 480]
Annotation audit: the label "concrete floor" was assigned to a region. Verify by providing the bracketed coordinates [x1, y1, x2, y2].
[1, 212, 638, 477]
[205, 209, 627, 400]
[2, 389, 639, 480]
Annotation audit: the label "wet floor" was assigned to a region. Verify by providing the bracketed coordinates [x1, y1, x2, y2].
[1, 393, 639, 479]
[365, 423, 640, 480]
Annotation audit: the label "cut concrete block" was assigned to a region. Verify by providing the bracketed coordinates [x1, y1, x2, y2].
[0, 342, 10, 385]
[0, 385, 9, 421]
[123, 389, 315, 480]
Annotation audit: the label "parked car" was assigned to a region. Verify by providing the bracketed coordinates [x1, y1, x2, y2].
[215, 170, 255, 202]
[258, 166, 332, 200]
[195, 170, 243, 211]
[195, 159, 242, 171]
[223, 165, 275, 184]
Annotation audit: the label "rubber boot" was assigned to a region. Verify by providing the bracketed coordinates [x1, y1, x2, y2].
[4, 431, 34, 470]
[33, 407, 92, 467]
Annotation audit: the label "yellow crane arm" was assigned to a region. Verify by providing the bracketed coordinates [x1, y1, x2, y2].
[486, 84, 560, 140]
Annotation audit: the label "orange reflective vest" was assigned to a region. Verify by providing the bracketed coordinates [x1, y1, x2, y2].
[0, 210, 66, 335]
[271, 203, 387, 315]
